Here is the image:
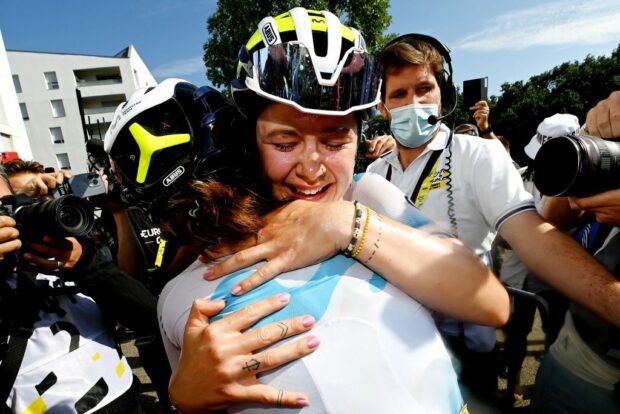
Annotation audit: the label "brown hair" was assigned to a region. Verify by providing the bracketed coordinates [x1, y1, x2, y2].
[4, 159, 45, 176]
[379, 38, 444, 100]
[164, 178, 266, 260]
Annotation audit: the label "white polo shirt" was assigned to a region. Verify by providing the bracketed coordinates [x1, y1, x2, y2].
[368, 125, 535, 351]
[367, 125, 535, 257]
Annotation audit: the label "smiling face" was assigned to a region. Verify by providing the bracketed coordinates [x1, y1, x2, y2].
[256, 103, 358, 203]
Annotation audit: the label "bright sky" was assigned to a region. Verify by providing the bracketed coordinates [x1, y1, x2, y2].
[1, 0, 618, 97]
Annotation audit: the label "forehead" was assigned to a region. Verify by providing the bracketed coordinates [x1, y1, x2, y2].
[384, 63, 437, 91]
[256, 103, 358, 135]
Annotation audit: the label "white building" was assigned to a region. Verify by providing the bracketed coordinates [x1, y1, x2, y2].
[0, 30, 31, 161]
[7, 44, 156, 173]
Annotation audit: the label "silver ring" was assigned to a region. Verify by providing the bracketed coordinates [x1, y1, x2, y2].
[55, 260, 63, 270]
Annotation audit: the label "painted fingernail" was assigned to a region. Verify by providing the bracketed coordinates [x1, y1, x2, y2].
[278, 293, 290, 303]
[307, 336, 320, 349]
[203, 268, 214, 280]
[231, 285, 242, 295]
[296, 399, 310, 407]
[302, 316, 315, 328]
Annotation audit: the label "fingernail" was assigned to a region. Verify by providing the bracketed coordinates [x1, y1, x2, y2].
[302, 315, 315, 328]
[203, 268, 214, 280]
[277, 293, 290, 303]
[296, 399, 310, 407]
[307, 336, 320, 349]
[22, 253, 32, 260]
[231, 285, 242, 295]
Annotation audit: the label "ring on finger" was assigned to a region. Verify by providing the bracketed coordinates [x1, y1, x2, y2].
[55, 260, 64, 270]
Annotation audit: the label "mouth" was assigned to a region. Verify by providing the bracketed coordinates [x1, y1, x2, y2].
[287, 183, 331, 200]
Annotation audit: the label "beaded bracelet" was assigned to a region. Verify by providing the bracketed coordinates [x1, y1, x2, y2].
[343, 201, 363, 257]
[352, 206, 371, 258]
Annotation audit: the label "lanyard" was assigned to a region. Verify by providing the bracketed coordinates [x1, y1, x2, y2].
[385, 148, 443, 208]
[385, 131, 454, 209]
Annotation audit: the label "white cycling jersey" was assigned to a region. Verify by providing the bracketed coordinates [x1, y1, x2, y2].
[3, 275, 133, 414]
[159, 173, 466, 414]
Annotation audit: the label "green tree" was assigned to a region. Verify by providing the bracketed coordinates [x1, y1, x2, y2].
[493, 44, 620, 166]
[203, 0, 391, 89]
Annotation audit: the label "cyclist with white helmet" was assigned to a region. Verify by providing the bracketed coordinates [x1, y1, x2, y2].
[105, 8, 508, 413]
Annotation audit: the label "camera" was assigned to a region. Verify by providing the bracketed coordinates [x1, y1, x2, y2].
[533, 134, 620, 197]
[0, 173, 106, 240]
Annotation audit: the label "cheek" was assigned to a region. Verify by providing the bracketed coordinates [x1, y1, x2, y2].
[260, 148, 297, 182]
[324, 148, 356, 183]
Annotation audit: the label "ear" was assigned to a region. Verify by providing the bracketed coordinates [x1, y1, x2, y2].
[378, 102, 390, 120]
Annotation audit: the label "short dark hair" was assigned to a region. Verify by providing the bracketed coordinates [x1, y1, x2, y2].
[5, 159, 45, 176]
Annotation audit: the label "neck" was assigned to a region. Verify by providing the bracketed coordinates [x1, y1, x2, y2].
[397, 136, 435, 169]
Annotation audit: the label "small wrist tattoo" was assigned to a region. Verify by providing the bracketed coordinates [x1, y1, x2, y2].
[363, 214, 383, 265]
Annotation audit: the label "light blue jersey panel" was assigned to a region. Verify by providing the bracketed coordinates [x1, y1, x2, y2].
[204, 256, 464, 414]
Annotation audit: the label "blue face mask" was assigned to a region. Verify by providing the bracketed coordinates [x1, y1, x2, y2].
[387, 103, 440, 148]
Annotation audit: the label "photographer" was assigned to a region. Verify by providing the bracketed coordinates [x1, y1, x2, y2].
[531, 91, 620, 414]
[0, 166, 143, 413]
[0, 165, 173, 413]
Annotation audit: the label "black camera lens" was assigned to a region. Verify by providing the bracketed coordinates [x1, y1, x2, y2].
[533, 134, 620, 197]
[14, 195, 95, 239]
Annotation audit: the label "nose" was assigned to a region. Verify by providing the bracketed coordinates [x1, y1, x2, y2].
[296, 145, 326, 182]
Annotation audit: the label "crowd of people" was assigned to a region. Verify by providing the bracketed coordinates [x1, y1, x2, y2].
[0, 6, 618, 414]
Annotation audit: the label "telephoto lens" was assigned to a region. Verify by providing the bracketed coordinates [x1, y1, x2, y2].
[533, 134, 620, 197]
[14, 195, 95, 240]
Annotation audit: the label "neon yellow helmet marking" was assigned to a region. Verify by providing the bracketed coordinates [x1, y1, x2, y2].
[128, 122, 190, 184]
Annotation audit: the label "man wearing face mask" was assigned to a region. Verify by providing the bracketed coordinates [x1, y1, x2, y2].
[367, 34, 620, 410]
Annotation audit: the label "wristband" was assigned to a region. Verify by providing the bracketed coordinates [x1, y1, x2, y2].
[352, 207, 371, 258]
[343, 201, 363, 257]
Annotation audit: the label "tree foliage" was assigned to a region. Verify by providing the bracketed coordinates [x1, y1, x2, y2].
[492, 44, 620, 166]
[203, 0, 391, 89]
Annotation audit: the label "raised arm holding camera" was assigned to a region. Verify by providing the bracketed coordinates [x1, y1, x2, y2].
[531, 90, 620, 414]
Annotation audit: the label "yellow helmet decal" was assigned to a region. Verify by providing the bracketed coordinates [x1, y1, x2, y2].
[245, 10, 355, 52]
[128, 122, 190, 184]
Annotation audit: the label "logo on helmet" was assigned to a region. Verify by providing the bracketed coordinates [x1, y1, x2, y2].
[163, 166, 185, 187]
[262, 23, 277, 45]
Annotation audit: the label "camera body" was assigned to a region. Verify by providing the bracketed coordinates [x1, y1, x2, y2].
[533, 134, 620, 197]
[0, 173, 106, 241]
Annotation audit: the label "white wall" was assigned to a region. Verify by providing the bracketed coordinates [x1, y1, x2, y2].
[0, 30, 31, 159]
[7, 47, 156, 173]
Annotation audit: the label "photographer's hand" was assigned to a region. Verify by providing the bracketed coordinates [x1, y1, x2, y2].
[0, 216, 22, 261]
[586, 90, 620, 139]
[568, 189, 620, 226]
[19, 171, 71, 198]
[21, 235, 82, 274]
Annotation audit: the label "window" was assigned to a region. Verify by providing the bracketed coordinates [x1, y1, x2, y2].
[44, 71, 59, 90]
[19, 103, 29, 120]
[56, 153, 71, 170]
[49, 127, 64, 144]
[12, 75, 22, 93]
[50, 99, 65, 118]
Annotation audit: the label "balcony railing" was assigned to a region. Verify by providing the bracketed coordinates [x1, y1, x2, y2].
[76, 78, 122, 87]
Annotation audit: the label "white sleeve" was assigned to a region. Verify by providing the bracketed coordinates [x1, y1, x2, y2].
[345, 173, 449, 235]
[467, 140, 535, 231]
[157, 281, 182, 372]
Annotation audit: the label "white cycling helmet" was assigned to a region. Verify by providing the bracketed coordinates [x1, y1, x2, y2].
[231, 7, 381, 119]
[104, 78, 232, 206]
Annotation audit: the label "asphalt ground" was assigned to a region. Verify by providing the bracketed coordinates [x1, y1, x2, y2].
[121, 311, 546, 414]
